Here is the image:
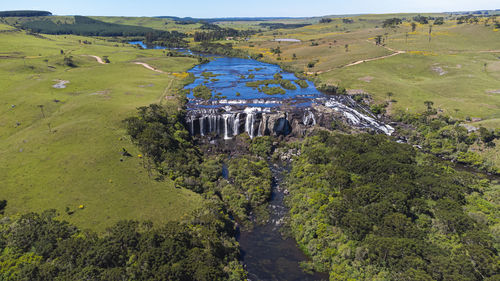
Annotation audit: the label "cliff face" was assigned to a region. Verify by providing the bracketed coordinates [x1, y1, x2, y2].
[186, 96, 394, 140]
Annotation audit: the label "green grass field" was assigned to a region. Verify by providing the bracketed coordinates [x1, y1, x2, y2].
[0, 25, 201, 232]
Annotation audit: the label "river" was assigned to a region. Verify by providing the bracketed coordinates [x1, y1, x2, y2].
[130, 42, 395, 280]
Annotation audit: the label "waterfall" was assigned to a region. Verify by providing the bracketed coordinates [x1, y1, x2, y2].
[244, 108, 260, 139]
[190, 118, 194, 135]
[186, 97, 393, 139]
[233, 113, 240, 136]
[223, 114, 230, 140]
[200, 117, 205, 136]
[245, 113, 255, 139]
[303, 111, 316, 126]
[257, 119, 264, 137]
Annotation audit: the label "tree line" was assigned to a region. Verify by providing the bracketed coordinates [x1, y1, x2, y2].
[0, 203, 246, 280]
[20, 16, 187, 43]
[193, 27, 256, 42]
[0, 10, 52, 17]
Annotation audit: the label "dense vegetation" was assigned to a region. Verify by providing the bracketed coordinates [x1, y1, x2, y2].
[258, 23, 311, 29]
[193, 26, 256, 42]
[0, 202, 246, 280]
[192, 85, 213, 100]
[124, 104, 203, 191]
[245, 73, 298, 94]
[285, 132, 499, 280]
[0, 10, 52, 17]
[191, 42, 251, 58]
[393, 109, 500, 174]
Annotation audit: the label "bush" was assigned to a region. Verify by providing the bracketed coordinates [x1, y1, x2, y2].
[192, 85, 212, 100]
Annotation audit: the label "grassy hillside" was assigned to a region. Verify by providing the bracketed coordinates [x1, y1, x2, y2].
[0, 25, 201, 232]
[93, 16, 204, 33]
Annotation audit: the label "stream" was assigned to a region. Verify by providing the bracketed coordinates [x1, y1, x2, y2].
[237, 163, 328, 281]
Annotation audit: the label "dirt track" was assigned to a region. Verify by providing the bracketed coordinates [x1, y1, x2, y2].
[133, 62, 167, 73]
[82, 55, 106, 64]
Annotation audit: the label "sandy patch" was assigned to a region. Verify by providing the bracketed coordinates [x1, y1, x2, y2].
[431, 65, 448, 76]
[53, 80, 69, 89]
[138, 84, 154, 88]
[358, 76, 374, 83]
[89, 90, 111, 96]
[486, 89, 500, 94]
[347, 89, 368, 95]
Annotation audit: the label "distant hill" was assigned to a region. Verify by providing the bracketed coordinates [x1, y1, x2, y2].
[156, 16, 303, 23]
[0, 10, 52, 17]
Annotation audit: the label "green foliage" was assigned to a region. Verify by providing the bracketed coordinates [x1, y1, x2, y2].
[0, 203, 245, 281]
[369, 102, 388, 115]
[228, 157, 272, 212]
[413, 15, 429, 24]
[191, 42, 249, 58]
[193, 27, 255, 42]
[434, 17, 445, 25]
[201, 71, 219, 78]
[280, 79, 297, 90]
[63, 56, 76, 67]
[317, 84, 346, 95]
[249, 136, 273, 158]
[19, 16, 170, 38]
[259, 23, 311, 29]
[0, 10, 52, 17]
[0, 200, 6, 214]
[393, 111, 499, 173]
[260, 85, 286, 95]
[246, 79, 278, 88]
[192, 85, 213, 100]
[124, 104, 203, 191]
[295, 79, 309, 88]
[382, 18, 402, 28]
[286, 132, 499, 280]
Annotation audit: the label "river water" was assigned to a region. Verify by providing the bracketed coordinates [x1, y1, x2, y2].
[238, 164, 328, 281]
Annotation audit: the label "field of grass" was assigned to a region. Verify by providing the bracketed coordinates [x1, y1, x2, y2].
[0, 25, 202, 232]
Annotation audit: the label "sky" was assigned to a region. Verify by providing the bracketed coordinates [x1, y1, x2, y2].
[1, 0, 498, 18]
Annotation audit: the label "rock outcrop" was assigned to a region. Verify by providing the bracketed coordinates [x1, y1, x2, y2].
[186, 96, 394, 139]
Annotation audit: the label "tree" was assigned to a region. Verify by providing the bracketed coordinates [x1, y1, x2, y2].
[434, 17, 445, 25]
[0, 200, 6, 214]
[424, 100, 434, 111]
[383, 18, 402, 28]
[479, 127, 495, 143]
[63, 56, 76, 67]
[411, 22, 417, 32]
[38, 104, 45, 118]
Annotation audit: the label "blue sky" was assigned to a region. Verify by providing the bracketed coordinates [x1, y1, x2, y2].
[2, 0, 498, 17]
